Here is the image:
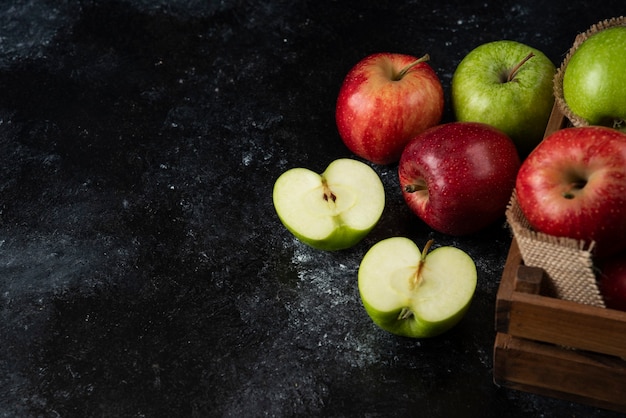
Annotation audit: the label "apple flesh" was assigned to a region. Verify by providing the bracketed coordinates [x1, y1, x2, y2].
[273, 158, 385, 251]
[358, 237, 477, 338]
[598, 253, 626, 311]
[399, 122, 521, 236]
[451, 40, 556, 156]
[563, 26, 626, 131]
[336, 52, 444, 165]
[515, 126, 626, 258]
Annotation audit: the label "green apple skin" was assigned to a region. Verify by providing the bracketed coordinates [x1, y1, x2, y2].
[273, 159, 385, 251]
[451, 40, 556, 157]
[563, 26, 626, 131]
[358, 237, 477, 338]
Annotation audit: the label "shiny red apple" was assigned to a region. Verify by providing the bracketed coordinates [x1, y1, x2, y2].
[399, 122, 520, 235]
[336, 52, 444, 165]
[515, 126, 626, 258]
[598, 254, 626, 311]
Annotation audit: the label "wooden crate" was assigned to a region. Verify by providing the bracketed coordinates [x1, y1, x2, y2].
[493, 105, 626, 413]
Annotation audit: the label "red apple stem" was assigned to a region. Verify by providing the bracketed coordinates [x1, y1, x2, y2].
[404, 178, 427, 193]
[506, 52, 535, 82]
[395, 54, 430, 80]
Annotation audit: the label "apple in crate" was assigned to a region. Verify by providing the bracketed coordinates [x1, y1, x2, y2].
[515, 126, 626, 258]
[336, 53, 444, 165]
[358, 237, 477, 338]
[399, 122, 520, 236]
[563, 26, 626, 131]
[273, 158, 385, 251]
[451, 40, 556, 156]
[598, 253, 626, 311]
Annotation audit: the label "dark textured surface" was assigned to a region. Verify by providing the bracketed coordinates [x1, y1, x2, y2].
[1, 1, 624, 416]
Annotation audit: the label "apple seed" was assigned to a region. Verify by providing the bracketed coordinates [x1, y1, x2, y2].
[322, 180, 337, 203]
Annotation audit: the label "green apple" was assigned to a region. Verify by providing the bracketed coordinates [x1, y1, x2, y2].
[273, 158, 385, 251]
[451, 40, 556, 157]
[358, 237, 477, 338]
[562, 26, 626, 131]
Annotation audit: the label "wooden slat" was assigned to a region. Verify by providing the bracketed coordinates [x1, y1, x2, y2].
[496, 239, 626, 358]
[505, 291, 626, 358]
[494, 333, 626, 413]
[542, 102, 569, 139]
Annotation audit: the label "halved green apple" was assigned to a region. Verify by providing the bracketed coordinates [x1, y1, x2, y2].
[358, 237, 477, 338]
[273, 158, 385, 251]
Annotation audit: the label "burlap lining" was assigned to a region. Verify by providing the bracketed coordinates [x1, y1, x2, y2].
[506, 191, 605, 308]
[554, 16, 626, 127]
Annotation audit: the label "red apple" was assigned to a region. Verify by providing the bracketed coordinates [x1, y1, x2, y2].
[515, 126, 626, 258]
[598, 253, 626, 311]
[336, 53, 444, 165]
[398, 122, 521, 235]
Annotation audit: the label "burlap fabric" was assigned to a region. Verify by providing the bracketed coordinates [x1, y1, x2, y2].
[506, 191, 605, 307]
[554, 16, 626, 127]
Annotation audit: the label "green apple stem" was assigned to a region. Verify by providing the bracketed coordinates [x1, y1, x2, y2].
[505, 52, 535, 83]
[394, 54, 430, 80]
[411, 238, 434, 289]
[398, 239, 435, 321]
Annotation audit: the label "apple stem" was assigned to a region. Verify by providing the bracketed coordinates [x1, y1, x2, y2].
[506, 52, 535, 83]
[400, 239, 434, 321]
[395, 54, 430, 80]
[412, 238, 434, 289]
[404, 179, 427, 193]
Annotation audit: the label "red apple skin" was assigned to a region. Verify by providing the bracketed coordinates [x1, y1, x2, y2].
[336, 53, 444, 165]
[398, 122, 521, 235]
[598, 253, 626, 311]
[515, 126, 626, 258]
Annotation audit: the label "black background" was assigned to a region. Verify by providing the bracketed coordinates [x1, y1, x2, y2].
[1, 1, 625, 416]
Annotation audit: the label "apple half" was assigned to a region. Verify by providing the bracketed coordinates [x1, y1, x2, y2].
[273, 158, 385, 251]
[358, 237, 477, 338]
